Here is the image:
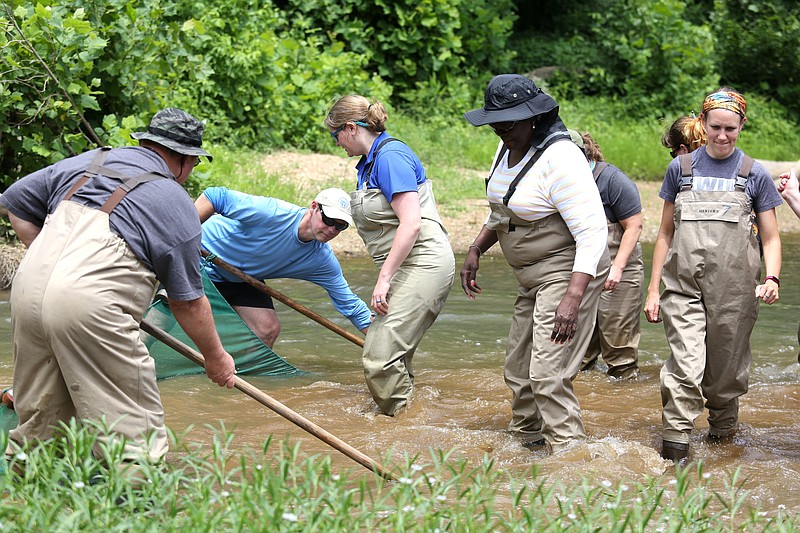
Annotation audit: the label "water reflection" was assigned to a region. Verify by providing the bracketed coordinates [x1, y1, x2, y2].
[1, 235, 800, 510]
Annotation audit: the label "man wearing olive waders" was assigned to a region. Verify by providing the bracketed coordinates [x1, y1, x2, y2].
[645, 89, 781, 462]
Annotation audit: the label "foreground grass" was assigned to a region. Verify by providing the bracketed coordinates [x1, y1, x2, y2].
[1, 421, 797, 531]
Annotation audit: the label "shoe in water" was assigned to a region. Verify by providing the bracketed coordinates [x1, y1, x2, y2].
[661, 440, 689, 462]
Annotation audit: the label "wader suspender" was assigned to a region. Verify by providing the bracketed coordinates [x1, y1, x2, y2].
[360, 137, 403, 187]
[678, 153, 755, 191]
[63, 147, 170, 213]
[485, 132, 571, 205]
[592, 162, 609, 182]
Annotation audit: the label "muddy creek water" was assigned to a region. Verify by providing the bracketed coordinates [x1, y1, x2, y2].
[2, 235, 800, 511]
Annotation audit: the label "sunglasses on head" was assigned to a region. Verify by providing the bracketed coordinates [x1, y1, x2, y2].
[490, 121, 518, 135]
[319, 207, 349, 231]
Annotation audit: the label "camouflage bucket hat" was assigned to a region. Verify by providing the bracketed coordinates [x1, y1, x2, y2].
[131, 107, 212, 161]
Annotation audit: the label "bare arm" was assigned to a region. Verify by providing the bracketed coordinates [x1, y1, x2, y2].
[9, 212, 42, 247]
[169, 296, 236, 387]
[459, 225, 499, 300]
[755, 208, 781, 304]
[194, 194, 216, 223]
[778, 171, 800, 219]
[605, 212, 643, 291]
[644, 201, 675, 323]
[371, 191, 421, 315]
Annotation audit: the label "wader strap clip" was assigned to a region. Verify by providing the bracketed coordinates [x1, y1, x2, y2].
[678, 153, 693, 190]
[63, 147, 113, 201]
[735, 155, 755, 191]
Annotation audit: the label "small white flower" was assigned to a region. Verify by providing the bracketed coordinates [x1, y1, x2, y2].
[282, 512, 298, 522]
[605, 503, 618, 510]
[74, 481, 85, 489]
[436, 495, 446, 501]
[332, 474, 340, 481]
[221, 491, 230, 497]
[256, 464, 263, 470]
[402, 505, 415, 512]
[475, 342, 481, 346]
[147, 478, 153, 484]
[758, 511, 768, 517]
[568, 513, 577, 520]
[620, 484, 629, 491]
[778, 504, 786, 510]
[14, 452, 27, 461]
[411, 464, 423, 471]
[635, 497, 642, 503]
[428, 477, 437, 483]
[399, 477, 413, 484]
[702, 472, 711, 479]
[669, 479, 678, 485]
[601, 479, 612, 488]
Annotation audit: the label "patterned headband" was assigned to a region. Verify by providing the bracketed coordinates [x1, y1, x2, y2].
[702, 90, 747, 118]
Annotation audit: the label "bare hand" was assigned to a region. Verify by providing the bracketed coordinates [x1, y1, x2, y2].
[460, 251, 482, 300]
[372, 279, 391, 316]
[205, 351, 237, 388]
[551, 294, 580, 344]
[603, 265, 623, 291]
[644, 291, 662, 323]
[755, 282, 779, 305]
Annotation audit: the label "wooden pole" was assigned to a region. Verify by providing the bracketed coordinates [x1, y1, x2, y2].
[141, 319, 393, 481]
[200, 250, 365, 348]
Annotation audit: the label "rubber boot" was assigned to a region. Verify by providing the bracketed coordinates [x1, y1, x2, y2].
[661, 440, 689, 462]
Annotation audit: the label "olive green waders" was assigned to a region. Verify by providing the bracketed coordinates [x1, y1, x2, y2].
[583, 221, 644, 379]
[488, 204, 609, 449]
[660, 187, 760, 444]
[351, 181, 455, 416]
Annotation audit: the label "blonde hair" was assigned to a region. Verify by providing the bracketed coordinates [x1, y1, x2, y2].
[579, 132, 604, 163]
[661, 115, 706, 153]
[325, 95, 388, 132]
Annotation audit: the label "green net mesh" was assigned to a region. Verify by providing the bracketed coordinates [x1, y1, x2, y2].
[142, 268, 304, 379]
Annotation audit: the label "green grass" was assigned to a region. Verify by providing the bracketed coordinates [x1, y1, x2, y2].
[1, 421, 797, 531]
[188, 95, 800, 210]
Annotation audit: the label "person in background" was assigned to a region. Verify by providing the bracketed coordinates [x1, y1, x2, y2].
[661, 114, 706, 158]
[573, 131, 644, 381]
[324, 95, 455, 416]
[460, 74, 610, 452]
[644, 88, 782, 463]
[196, 187, 372, 347]
[1, 108, 236, 479]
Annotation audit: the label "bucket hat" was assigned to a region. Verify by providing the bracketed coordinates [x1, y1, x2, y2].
[464, 74, 559, 126]
[315, 188, 354, 226]
[131, 107, 212, 161]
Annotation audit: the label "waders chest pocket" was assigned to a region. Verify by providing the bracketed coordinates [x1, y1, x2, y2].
[681, 202, 739, 223]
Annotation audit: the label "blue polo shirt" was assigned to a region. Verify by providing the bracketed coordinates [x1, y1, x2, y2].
[355, 132, 427, 202]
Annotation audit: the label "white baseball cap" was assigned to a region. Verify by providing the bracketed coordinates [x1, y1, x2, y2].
[314, 188, 353, 227]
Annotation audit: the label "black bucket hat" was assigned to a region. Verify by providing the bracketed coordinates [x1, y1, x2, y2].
[131, 107, 212, 162]
[464, 74, 559, 126]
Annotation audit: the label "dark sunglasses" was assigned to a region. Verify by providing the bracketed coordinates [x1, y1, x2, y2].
[490, 121, 518, 135]
[669, 149, 677, 159]
[319, 207, 349, 231]
[330, 124, 346, 142]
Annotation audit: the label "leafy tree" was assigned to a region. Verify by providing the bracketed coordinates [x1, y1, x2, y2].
[712, 0, 800, 118]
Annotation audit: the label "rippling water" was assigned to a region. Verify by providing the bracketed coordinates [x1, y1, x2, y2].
[2, 234, 800, 511]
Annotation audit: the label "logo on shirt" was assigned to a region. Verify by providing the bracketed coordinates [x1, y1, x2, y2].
[691, 176, 736, 192]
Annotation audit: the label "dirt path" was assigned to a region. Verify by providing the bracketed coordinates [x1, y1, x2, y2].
[260, 151, 800, 257]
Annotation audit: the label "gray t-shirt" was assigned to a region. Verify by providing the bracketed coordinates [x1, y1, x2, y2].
[659, 146, 782, 213]
[594, 162, 642, 223]
[0, 146, 203, 300]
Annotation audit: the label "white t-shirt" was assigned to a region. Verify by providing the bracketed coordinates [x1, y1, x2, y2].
[486, 140, 608, 276]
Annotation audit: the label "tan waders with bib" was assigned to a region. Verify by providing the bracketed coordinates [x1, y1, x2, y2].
[583, 220, 644, 379]
[660, 154, 760, 447]
[7, 148, 169, 475]
[351, 180, 455, 416]
[488, 202, 609, 450]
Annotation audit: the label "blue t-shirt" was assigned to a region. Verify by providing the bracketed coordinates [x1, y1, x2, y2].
[355, 133, 426, 202]
[201, 187, 372, 330]
[0, 147, 203, 300]
[659, 146, 782, 213]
